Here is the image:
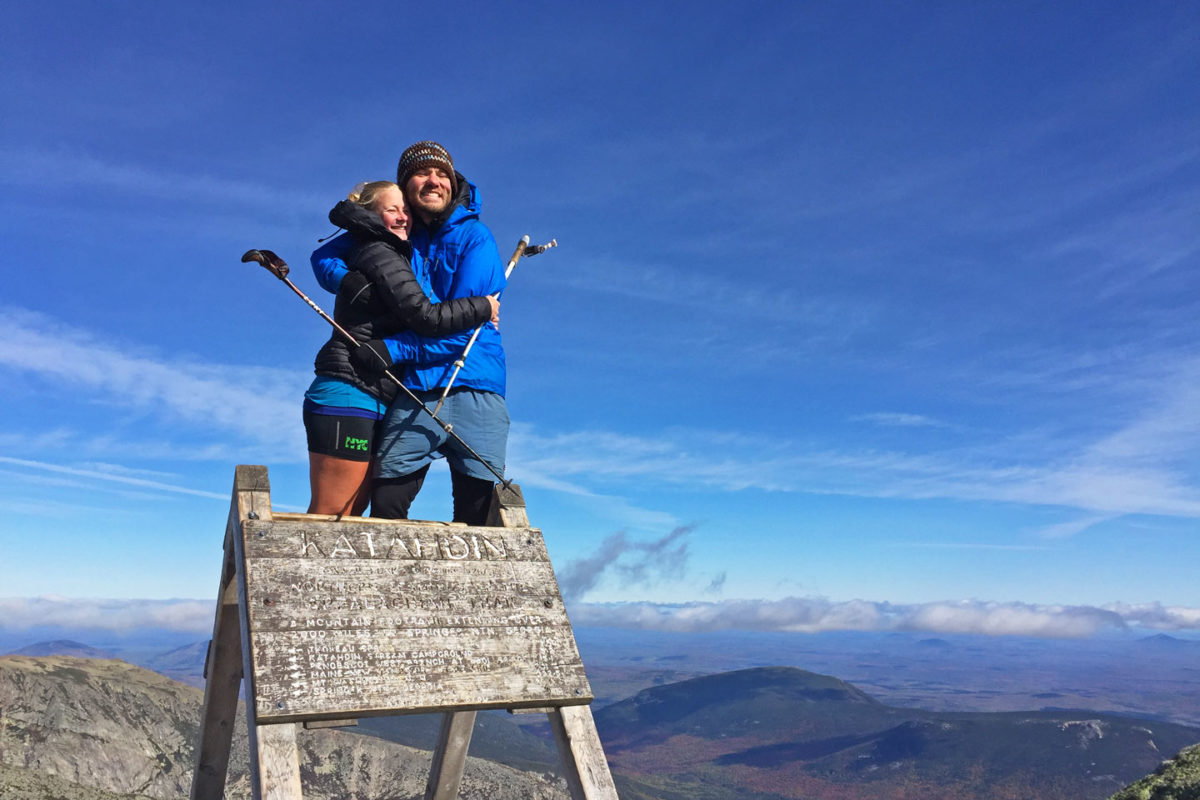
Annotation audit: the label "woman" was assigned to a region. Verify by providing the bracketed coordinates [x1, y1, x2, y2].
[303, 181, 498, 516]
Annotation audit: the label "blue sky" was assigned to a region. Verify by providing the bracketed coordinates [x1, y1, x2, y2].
[2, 1, 1199, 639]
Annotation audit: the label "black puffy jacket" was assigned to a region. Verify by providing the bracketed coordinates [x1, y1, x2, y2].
[312, 200, 491, 402]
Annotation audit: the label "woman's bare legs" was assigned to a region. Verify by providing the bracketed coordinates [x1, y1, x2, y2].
[308, 452, 372, 516]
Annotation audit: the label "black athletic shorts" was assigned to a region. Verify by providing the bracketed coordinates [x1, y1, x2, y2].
[303, 402, 381, 463]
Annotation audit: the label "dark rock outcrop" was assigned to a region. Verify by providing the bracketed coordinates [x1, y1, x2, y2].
[0, 655, 567, 800]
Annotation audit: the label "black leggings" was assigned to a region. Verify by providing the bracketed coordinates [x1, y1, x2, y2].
[372, 466, 495, 525]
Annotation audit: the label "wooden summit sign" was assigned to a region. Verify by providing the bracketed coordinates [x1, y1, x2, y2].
[242, 517, 591, 721]
[191, 465, 617, 800]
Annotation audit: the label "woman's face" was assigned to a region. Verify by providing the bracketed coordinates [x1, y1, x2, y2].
[373, 186, 411, 240]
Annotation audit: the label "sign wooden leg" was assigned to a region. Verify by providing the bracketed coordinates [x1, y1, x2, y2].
[227, 466, 304, 799]
[424, 710, 478, 800]
[243, 721, 302, 800]
[420, 484, 518, 800]
[189, 531, 245, 800]
[492, 482, 618, 798]
[549, 705, 620, 800]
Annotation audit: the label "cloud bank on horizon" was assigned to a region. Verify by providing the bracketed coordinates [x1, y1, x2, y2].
[2, 595, 1196, 640]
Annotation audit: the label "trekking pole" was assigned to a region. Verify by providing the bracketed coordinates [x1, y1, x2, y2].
[431, 236, 558, 416]
[241, 249, 512, 489]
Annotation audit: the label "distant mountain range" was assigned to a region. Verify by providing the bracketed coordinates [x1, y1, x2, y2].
[7, 638, 115, 658]
[591, 666, 1200, 800]
[574, 627, 1200, 728]
[2, 649, 1197, 800]
[9, 628, 1200, 725]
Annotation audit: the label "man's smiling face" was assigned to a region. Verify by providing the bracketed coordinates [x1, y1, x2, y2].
[405, 166, 454, 220]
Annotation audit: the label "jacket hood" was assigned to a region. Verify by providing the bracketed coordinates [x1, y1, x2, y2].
[328, 200, 413, 257]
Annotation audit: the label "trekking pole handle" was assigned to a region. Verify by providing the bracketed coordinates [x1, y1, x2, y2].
[504, 236, 530, 279]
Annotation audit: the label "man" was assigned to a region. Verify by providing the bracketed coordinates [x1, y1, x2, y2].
[362, 141, 509, 525]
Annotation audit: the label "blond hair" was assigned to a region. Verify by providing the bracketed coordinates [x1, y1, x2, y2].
[347, 181, 399, 208]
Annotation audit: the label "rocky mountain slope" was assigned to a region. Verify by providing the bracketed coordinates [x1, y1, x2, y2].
[0, 655, 567, 800]
[1109, 742, 1200, 800]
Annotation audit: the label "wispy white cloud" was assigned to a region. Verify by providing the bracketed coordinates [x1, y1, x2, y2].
[852, 412, 951, 429]
[1106, 602, 1200, 631]
[0, 597, 212, 633]
[0, 491, 154, 519]
[513, 422, 1200, 519]
[569, 597, 1200, 638]
[0, 457, 226, 500]
[511, 339, 1200, 520]
[0, 306, 305, 456]
[72, 462, 183, 481]
[1037, 187, 1200, 301]
[1032, 515, 1113, 540]
[888, 541, 1052, 552]
[0, 145, 329, 213]
[508, 425, 681, 530]
[1080, 357, 1200, 468]
[538, 250, 875, 339]
[0, 429, 281, 467]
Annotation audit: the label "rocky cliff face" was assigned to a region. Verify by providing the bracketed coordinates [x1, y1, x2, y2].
[0, 655, 567, 800]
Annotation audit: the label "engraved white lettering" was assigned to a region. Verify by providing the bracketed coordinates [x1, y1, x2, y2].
[440, 535, 470, 560]
[481, 535, 507, 558]
[331, 534, 358, 557]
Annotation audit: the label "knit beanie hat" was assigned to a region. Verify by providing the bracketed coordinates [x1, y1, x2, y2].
[396, 141, 457, 195]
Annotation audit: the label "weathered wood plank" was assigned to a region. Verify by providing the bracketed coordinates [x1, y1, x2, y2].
[549, 705, 620, 800]
[249, 624, 590, 721]
[190, 466, 266, 800]
[227, 467, 303, 800]
[424, 711, 477, 800]
[242, 520, 550, 562]
[238, 512, 590, 722]
[245, 559, 570, 626]
[255, 722, 304, 800]
[191, 602, 243, 792]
